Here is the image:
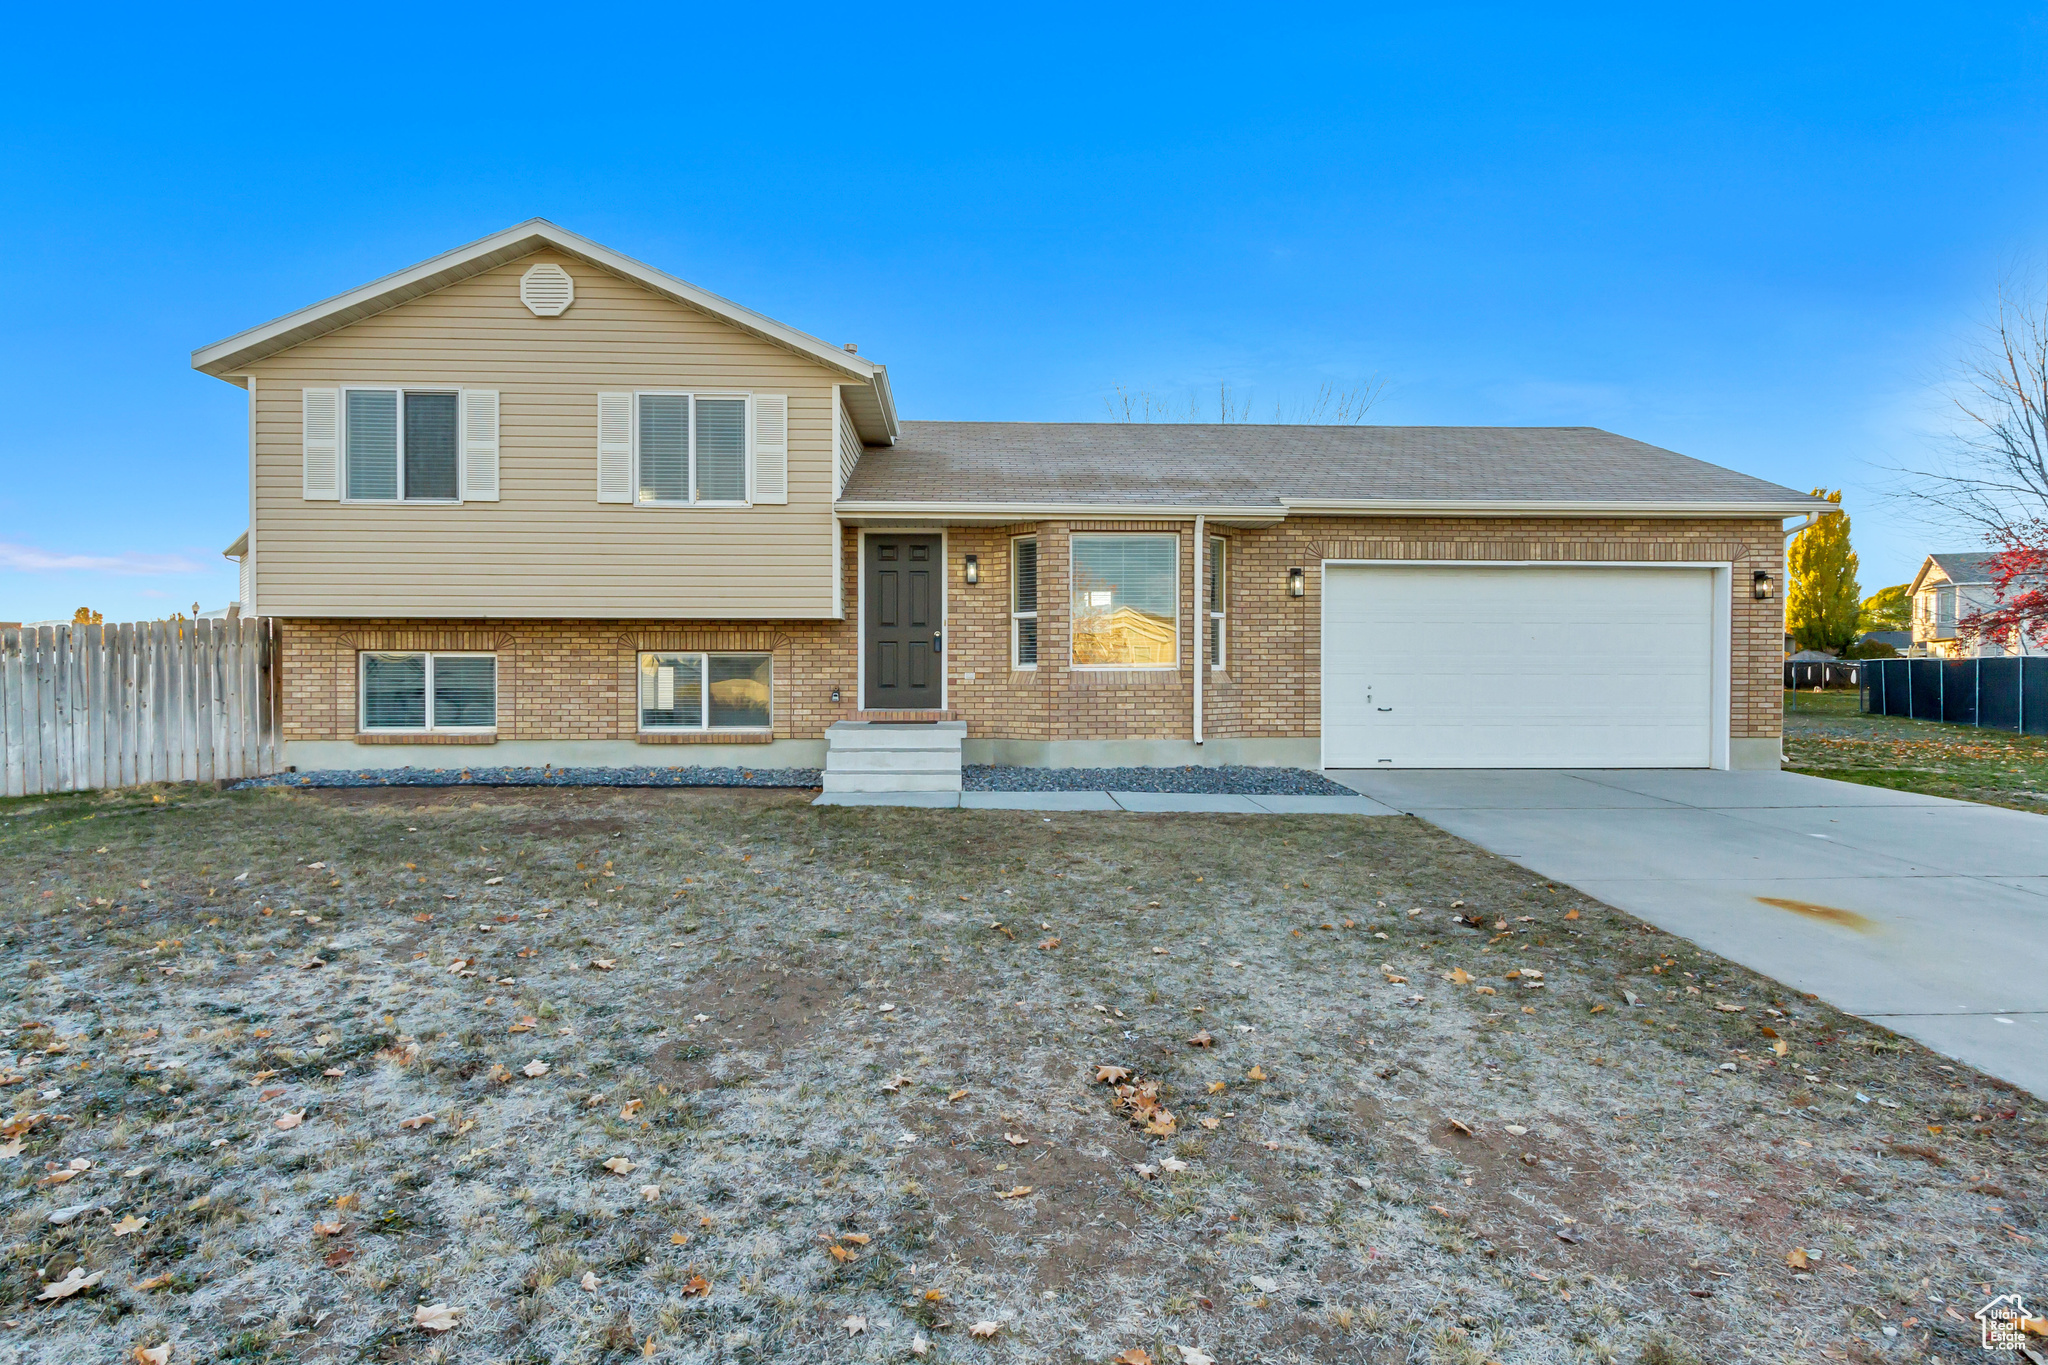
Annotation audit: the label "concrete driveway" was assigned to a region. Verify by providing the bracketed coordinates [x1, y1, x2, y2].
[1328, 767, 2048, 1097]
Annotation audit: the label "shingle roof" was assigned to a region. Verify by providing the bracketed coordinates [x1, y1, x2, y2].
[1926, 552, 1998, 585]
[838, 422, 1819, 511]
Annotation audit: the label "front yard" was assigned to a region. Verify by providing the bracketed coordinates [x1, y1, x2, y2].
[0, 782, 2042, 1364]
[1783, 688, 2048, 812]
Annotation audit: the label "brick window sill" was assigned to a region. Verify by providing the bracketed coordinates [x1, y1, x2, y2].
[637, 731, 776, 745]
[353, 733, 498, 745]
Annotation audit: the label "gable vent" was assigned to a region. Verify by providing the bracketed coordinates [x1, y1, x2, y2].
[519, 263, 575, 317]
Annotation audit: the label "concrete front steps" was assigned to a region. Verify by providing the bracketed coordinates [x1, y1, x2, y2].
[820, 720, 965, 796]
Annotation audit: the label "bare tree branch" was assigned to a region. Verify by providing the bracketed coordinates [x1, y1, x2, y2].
[1105, 377, 1385, 424]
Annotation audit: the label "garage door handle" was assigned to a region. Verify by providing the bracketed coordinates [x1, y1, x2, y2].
[1377, 707, 1393, 712]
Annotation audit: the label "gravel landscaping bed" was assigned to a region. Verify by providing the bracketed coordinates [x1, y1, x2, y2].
[964, 764, 1352, 794]
[235, 764, 821, 790]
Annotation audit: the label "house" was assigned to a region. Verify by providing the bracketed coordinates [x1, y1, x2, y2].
[190, 220, 1824, 779]
[1907, 553, 2036, 658]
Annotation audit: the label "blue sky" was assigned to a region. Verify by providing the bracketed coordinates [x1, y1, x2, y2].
[3, 4, 2044, 622]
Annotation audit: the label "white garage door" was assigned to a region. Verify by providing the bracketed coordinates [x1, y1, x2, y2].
[1322, 565, 1720, 769]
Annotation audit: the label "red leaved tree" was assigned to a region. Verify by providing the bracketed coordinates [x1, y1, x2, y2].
[1897, 280, 2048, 648]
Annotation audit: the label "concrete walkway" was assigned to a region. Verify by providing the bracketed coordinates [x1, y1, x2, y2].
[813, 790, 1399, 814]
[1329, 767, 2048, 1098]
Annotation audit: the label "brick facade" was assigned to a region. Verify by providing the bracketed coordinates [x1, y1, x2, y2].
[280, 515, 1785, 749]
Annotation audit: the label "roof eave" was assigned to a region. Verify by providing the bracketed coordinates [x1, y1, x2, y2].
[837, 496, 1834, 521]
[189, 219, 884, 388]
[1280, 497, 1833, 517]
[833, 500, 1285, 525]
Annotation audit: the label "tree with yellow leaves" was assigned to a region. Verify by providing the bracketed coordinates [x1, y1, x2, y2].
[1786, 490, 1862, 653]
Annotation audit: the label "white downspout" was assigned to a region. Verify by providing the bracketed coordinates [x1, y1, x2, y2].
[1193, 515, 1205, 746]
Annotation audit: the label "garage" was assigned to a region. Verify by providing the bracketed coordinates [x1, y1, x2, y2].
[1321, 564, 1724, 769]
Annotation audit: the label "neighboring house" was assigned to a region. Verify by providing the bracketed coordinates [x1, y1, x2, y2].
[190, 220, 1824, 774]
[1856, 629, 1909, 654]
[1907, 553, 2037, 658]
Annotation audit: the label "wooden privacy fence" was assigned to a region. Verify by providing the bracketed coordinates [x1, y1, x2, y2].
[1, 617, 279, 796]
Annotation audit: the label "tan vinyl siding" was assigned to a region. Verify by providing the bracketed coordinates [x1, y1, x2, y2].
[836, 393, 864, 499]
[246, 251, 848, 619]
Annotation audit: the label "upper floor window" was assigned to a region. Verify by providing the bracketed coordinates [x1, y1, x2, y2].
[1072, 533, 1178, 669]
[346, 388, 459, 501]
[637, 394, 748, 505]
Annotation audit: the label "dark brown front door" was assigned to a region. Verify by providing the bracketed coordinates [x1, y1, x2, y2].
[864, 534, 943, 710]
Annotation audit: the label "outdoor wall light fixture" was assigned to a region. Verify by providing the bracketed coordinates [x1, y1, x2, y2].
[964, 554, 979, 585]
[1288, 567, 1305, 598]
[1752, 569, 1775, 601]
[830, 686, 842, 703]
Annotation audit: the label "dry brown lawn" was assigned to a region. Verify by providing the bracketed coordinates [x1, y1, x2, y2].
[0, 781, 2042, 1364]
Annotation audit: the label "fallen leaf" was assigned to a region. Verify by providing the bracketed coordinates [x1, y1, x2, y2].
[1207, 1081, 1226, 1094]
[620, 1099, 644, 1119]
[994, 1185, 1033, 1199]
[399, 1114, 436, 1130]
[1447, 1118, 1473, 1137]
[842, 1315, 867, 1335]
[36, 1267, 105, 1300]
[1505, 1124, 1529, 1136]
[1785, 1248, 1810, 1270]
[1177, 1347, 1216, 1365]
[137, 1272, 173, 1291]
[841, 1233, 871, 1245]
[969, 1321, 1001, 1338]
[335, 1192, 360, 1210]
[274, 1109, 305, 1131]
[1448, 968, 1473, 985]
[1564, 908, 1579, 920]
[509, 1017, 537, 1034]
[1474, 985, 1496, 996]
[602, 1156, 635, 1175]
[1187, 1030, 1214, 1048]
[1115, 1351, 1154, 1365]
[1773, 1039, 1789, 1057]
[681, 1273, 710, 1296]
[1096, 1065, 1131, 1084]
[591, 959, 616, 971]
[413, 1302, 461, 1331]
[639, 1185, 661, 1202]
[912, 1333, 931, 1356]
[581, 1271, 601, 1293]
[1159, 1157, 1189, 1172]
[1200, 1117, 1221, 1130]
[322, 1067, 345, 1078]
[133, 1345, 170, 1365]
[522, 1060, 549, 1078]
[1246, 1066, 1268, 1082]
[828, 1244, 855, 1263]
[315, 1220, 345, 1236]
[112, 1214, 148, 1236]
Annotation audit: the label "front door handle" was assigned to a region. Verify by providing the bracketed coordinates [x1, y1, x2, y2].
[932, 631, 943, 656]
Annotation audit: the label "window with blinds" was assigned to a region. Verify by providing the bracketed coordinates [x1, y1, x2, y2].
[359, 653, 496, 732]
[635, 393, 751, 505]
[639, 652, 772, 731]
[1206, 535, 1226, 668]
[1011, 536, 1038, 668]
[1071, 533, 1178, 668]
[344, 388, 461, 500]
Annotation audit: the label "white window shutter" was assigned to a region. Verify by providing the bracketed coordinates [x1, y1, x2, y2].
[752, 394, 788, 504]
[597, 392, 633, 503]
[461, 390, 500, 500]
[302, 388, 340, 499]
